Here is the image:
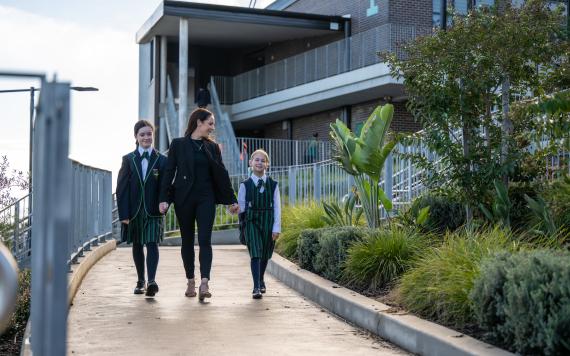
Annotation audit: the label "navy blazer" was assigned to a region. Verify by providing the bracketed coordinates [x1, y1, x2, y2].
[159, 137, 237, 207]
[116, 148, 168, 221]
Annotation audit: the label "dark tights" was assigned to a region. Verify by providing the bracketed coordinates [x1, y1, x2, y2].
[132, 242, 159, 282]
[250, 258, 269, 288]
[177, 196, 216, 280]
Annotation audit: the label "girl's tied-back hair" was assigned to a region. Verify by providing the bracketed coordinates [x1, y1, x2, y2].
[185, 108, 214, 140]
[250, 149, 270, 167]
[134, 120, 154, 146]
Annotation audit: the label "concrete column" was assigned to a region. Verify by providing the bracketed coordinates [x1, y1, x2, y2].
[160, 36, 168, 151]
[343, 15, 351, 71]
[179, 18, 189, 137]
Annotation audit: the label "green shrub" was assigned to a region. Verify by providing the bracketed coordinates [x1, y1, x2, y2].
[542, 175, 570, 229]
[0, 269, 31, 355]
[471, 250, 570, 355]
[508, 181, 541, 231]
[342, 227, 425, 293]
[276, 203, 328, 260]
[314, 227, 367, 282]
[297, 229, 322, 272]
[397, 227, 517, 328]
[409, 192, 465, 233]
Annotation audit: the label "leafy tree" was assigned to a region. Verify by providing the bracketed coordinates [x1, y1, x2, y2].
[384, 0, 568, 221]
[0, 155, 28, 209]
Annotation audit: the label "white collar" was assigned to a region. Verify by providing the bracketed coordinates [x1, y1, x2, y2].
[138, 146, 153, 157]
[250, 174, 267, 184]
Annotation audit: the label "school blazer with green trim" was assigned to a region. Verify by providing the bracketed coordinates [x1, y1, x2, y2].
[159, 137, 237, 207]
[116, 149, 168, 221]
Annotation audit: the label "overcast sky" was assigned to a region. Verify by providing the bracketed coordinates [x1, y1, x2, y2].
[0, 0, 274, 196]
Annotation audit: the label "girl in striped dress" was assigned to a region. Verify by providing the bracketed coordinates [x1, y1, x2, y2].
[238, 149, 281, 299]
[116, 120, 167, 297]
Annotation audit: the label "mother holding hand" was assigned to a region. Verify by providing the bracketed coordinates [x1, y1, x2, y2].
[159, 108, 238, 301]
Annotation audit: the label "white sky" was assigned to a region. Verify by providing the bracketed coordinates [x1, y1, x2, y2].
[0, 0, 274, 195]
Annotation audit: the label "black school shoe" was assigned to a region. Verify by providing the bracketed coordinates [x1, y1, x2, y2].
[252, 288, 263, 299]
[146, 281, 159, 297]
[260, 282, 266, 294]
[134, 280, 146, 294]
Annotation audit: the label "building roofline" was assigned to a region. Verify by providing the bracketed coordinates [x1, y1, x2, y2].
[136, 0, 345, 44]
[265, 0, 298, 10]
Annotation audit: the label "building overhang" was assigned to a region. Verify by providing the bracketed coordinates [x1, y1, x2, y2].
[136, 0, 346, 47]
[228, 62, 406, 129]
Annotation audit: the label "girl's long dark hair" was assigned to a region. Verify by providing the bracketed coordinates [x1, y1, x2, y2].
[185, 108, 213, 139]
[134, 120, 154, 146]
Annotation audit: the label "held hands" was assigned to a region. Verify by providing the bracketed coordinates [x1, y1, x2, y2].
[272, 232, 280, 241]
[121, 219, 130, 225]
[159, 202, 170, 214]
[228, 203, 239, 215]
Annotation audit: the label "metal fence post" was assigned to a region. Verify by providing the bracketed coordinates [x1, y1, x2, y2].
[314, 163, 321, 202]
[384, 153, 393, 205]
[31, 80, 72, 356]
[11, 201, 20, 257]
[288, 166, 297, 206]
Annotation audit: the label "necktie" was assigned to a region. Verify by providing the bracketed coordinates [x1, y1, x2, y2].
[257, 179, 264, 192]
[141, 151, 150, 160]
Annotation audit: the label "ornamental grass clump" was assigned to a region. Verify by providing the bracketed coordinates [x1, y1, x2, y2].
[342, 227, 425, 293]
[275, 203, 326, 259]
[397, 227, 518, 328]
[313, 227, 367, 282]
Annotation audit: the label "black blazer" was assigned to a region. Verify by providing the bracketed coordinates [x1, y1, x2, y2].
[159, 137, 237, 207]
[116, 149, 168, 221]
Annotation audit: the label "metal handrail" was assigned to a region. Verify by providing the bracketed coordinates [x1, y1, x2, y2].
[0, 242, 18, 335]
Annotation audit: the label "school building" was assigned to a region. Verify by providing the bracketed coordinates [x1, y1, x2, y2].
[136, 0, 567, 169]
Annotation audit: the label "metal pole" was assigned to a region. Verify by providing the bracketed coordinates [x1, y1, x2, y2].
[31, 80, 72, 355]
[179, 18, 189, 137]
[440, 0, 447, 30]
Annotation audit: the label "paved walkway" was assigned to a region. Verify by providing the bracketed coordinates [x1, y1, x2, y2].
[67, 246, 408, 355]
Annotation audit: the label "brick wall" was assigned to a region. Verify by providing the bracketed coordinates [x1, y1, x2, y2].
[285, 0, 391, 34]
[290, 109, 343, 141]
[351, 100, 421, 133]
[264, 121, 289, 139]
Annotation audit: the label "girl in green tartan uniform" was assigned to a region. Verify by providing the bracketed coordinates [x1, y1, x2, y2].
[238, 149, 281, 299]
[116, 120, 168, 297]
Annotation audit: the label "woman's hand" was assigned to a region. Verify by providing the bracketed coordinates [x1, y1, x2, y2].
[159, 202, 169, 214]
[228, 203, 239, 215]
[272, 232, 280, 241]
[121, 219, 129, 225]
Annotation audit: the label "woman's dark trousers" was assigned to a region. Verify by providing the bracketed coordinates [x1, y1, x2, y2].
[176, 196, 216, 280]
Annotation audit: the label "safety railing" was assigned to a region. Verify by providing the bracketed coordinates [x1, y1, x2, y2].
[214, 23, 432, 105]
[0, 194, 32, 267]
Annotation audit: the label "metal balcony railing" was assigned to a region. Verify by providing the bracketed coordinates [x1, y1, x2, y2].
[214, 23, 432, 105]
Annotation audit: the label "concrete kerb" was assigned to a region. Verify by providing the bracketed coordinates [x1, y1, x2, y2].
[68, 239, 117, 305]
[268, 253, 514, 356]
[20, 239, 117, 356]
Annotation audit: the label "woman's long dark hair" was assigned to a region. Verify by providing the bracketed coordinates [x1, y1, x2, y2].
[134, 120, 154, 146]
[185, 108, 213, 139]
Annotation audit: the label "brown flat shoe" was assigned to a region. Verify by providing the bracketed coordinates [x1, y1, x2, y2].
[185, 278, 197, 297]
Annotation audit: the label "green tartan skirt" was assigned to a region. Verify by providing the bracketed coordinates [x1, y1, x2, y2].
[126, 212, 164, 244]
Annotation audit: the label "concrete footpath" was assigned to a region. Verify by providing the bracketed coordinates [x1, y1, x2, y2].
[67, 246, 408, 356]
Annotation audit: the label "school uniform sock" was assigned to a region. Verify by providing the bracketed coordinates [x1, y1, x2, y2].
[132, 243, 145, 282]
[250, 258, 261, 289]
[260, 259, 269, 285]
[146, 242, 159, 282]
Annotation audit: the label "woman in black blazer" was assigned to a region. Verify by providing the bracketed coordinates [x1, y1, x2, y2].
[116, 120, 167, 297]
[159, 108, 238, 301]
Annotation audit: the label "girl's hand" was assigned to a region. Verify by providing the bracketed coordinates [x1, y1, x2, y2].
[121, 219, 130, 225]
[272, 232, 280, 241]
[159, 202, 169, 214]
